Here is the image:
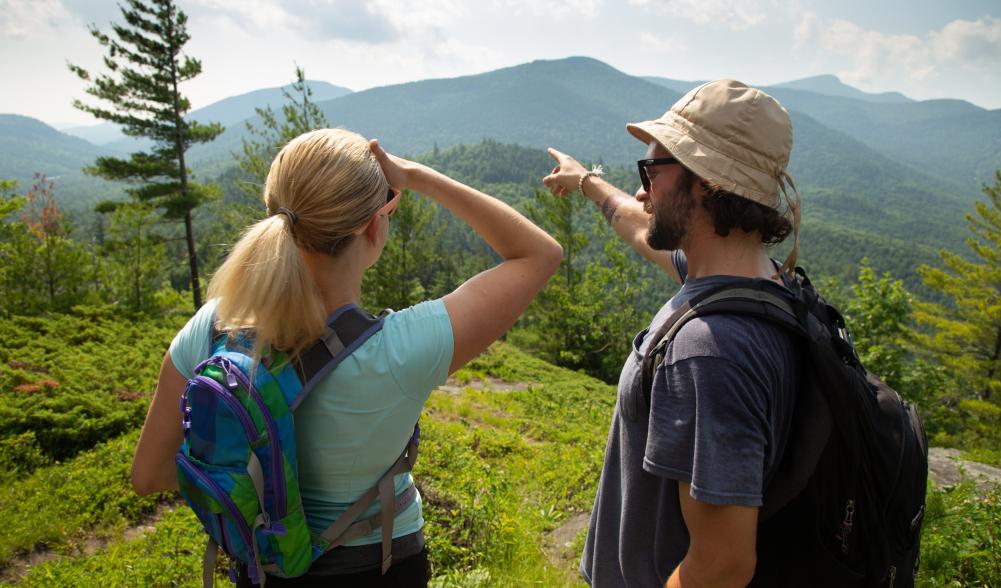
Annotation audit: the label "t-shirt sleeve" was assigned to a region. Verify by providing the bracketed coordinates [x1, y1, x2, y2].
[642, 353, 771, 507]
[385, 298, 454, 402]
[168, 299, 220, 379]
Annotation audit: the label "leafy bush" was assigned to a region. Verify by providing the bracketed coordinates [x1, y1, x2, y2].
[0, 309, 183, 462]
[0, 430, 161, 566]
[11, 507, 225, 587]
[918, 481, 1001, 586]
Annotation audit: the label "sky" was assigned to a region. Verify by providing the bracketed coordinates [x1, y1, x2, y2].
[1, 0, 999, 128]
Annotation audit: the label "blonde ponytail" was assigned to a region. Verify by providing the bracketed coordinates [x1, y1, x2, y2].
[207, 128, 389, 360]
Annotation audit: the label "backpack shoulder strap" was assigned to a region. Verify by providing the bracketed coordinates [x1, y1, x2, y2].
[640, 275, 837, 522]
[291, 304, 386, 410]
[640, 282, 806, 399]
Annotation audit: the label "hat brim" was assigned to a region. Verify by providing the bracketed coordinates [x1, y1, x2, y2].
[626, 118, 781, 208]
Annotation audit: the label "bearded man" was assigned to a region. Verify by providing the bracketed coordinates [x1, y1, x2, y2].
[543, 80, 803, 588]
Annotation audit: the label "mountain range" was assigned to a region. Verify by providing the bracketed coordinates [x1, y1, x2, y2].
[2, 55, 998, 288]
[58, 80, 352, 151]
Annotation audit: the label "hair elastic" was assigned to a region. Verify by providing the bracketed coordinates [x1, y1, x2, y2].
[275, 207, 299, 226]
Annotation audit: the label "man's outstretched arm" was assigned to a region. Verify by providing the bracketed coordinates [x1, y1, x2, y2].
[542, 147, 681, 284]
[666, 481, 758, 588]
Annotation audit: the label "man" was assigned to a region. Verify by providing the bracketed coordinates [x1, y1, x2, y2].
[543, 80, 803, 587]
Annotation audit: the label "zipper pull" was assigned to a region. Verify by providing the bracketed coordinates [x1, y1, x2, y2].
[888, 565, 896, 588]
[835, 499, 855, 554]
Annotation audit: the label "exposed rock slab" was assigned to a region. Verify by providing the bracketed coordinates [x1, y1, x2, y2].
[927, 447, 1001, 492]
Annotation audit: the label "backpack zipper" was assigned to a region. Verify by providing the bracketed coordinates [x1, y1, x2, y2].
[177, 453, 255, 555]
[191, 376, 260, 444]
[835, 498, 855, 554]
[887, 565, 897, 588]
[210, 357, 288, 520]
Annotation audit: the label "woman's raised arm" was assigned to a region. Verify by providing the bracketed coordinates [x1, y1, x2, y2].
[371, 140, 562, 374]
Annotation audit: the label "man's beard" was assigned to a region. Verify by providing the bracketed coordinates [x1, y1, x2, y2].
[646, 181, 695, 251]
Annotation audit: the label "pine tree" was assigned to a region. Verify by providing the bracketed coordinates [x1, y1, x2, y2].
[522, 190, 649, 382]
[237, 65, 329, 203]
[69, 0, 222, 309]
[101, 203, 168, 314]
[362, 191, 444, 310]
[916, 170, 1001, 400]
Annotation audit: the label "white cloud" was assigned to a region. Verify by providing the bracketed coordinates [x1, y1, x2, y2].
[639, 32, 688, 55]
[820, 19, 933, 84]
[486, 0, 603, 18]
[793, 10, 816, 49]
[805, 16, 1001, 88]
[0, 0, 71, 39]
[628, 0, 765, 32]
[930, 17, 1001, 67]
[188, 0, 398, 43]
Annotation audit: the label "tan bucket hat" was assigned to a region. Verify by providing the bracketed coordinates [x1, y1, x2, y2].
[626, 79, 802, 272]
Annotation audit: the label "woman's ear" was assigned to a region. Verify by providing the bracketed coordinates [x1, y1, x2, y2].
[362, 214, 382, 244]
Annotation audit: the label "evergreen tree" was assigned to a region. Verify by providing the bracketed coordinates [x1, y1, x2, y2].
[69, 0, 223, 309]
[844, 258, 912, 388]
[522, 190, 649, 382]
[237, 65, 329, 203]
[916, 170, 1001, 400]
[363, 191, 444, 310]
[101, 203, 168, 314]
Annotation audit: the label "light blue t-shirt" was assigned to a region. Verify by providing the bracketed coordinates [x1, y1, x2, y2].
[169, 298, 453, 546]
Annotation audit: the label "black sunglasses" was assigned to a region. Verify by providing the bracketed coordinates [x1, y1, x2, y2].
[637, 157, 680, 192]
[385, 188, 398, 217]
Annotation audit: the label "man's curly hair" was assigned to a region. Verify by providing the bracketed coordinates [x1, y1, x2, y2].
[687, 171, 792, 245]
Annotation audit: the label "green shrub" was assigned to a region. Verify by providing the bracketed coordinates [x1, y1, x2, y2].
[0, 310, 183, 461]
[0, 430, 161, 565]
[918, 481, 1001, 586]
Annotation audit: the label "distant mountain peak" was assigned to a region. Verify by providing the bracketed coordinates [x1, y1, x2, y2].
[772, 75, 912, 104]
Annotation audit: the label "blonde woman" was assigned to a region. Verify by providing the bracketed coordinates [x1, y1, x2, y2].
[131, 129, 562, 587]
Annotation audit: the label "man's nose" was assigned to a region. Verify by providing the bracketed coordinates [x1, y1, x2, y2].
[635, 186, 648, 203]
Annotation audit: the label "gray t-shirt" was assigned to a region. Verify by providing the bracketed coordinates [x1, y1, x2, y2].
[580, 252, 799, 587]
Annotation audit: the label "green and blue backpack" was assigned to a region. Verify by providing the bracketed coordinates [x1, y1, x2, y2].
[176, 304, 420, 587]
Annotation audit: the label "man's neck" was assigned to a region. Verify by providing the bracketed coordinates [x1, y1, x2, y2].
[681, 229, 778, 283]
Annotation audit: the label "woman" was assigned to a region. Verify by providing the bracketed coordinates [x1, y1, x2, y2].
[131, 129, 562, 586]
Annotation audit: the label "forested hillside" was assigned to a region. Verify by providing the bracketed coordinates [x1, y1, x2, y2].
[3, 50, 1001, 587]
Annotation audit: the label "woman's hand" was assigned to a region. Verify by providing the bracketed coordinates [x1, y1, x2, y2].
[542, 148, 588, 197]
[369, 138, 424, 191]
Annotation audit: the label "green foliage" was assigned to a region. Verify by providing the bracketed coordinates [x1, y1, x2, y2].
[363, 191, 448, 309]
[10, 506, 226, 587]
[844, 258, 912, 385]
[69, 0, 224, 309]
[840, 258, 949, 407]
[917, 170, 1001, 401]
[518, 190, 650, 382]
[0, 310, 182, 462]
[918, 481, 1001, 587]
[0, 431, 161, 567]
[0, 175, 94, 316]
[99, 203, 170, 314]
[0, 432, 51, 482]
[234, 65, 330, 223]
[1, 336, 998, 586]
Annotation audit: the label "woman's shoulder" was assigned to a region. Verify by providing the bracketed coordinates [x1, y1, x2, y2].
[376, 299, 453, 397]
[382, 298, 449, 329]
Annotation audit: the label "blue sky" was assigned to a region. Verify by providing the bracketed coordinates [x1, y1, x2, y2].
[1, 0, 999, 127]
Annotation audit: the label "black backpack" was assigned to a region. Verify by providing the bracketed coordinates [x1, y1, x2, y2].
[640, 268, 928, 587]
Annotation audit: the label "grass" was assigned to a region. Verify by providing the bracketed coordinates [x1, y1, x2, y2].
[3, 341, 1000, 586]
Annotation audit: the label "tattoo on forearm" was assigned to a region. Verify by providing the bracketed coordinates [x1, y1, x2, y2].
[599, 194, 630, 224]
